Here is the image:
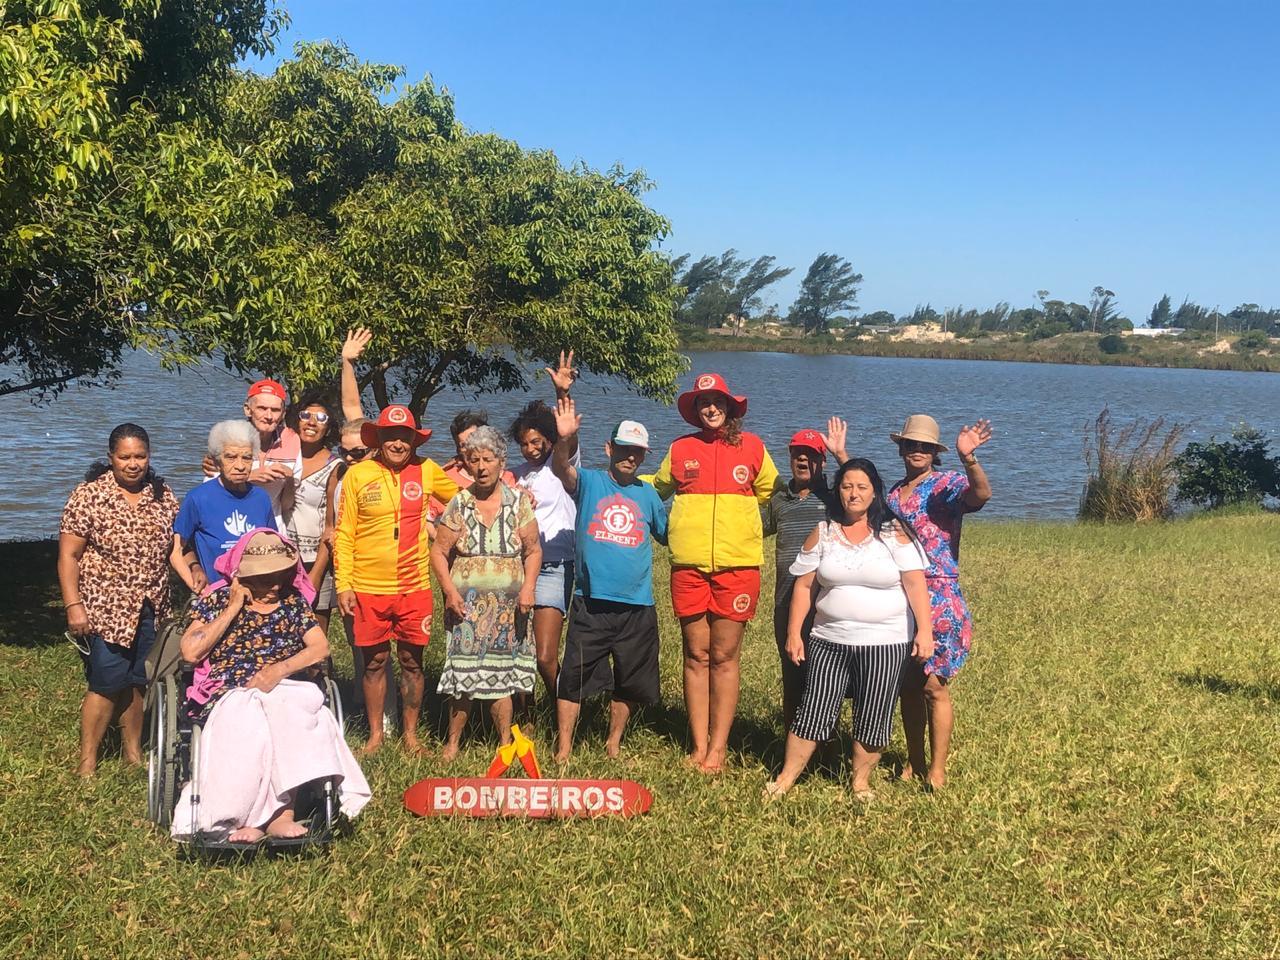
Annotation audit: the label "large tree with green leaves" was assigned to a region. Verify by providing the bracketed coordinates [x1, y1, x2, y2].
[0, 0, 286, 398]
[672, 250, 791, 331]
[205, 42, 682, 415]
[787, 253, 862, 334]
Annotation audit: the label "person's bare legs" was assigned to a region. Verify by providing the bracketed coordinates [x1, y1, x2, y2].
[360, 643, 391, 755]
[605, 699, 635, 759]
[532, 606, 564, 710]
[119, 686, 145, 766]
[921, 674, 953, 789]
[766, 732, 820, 797]
[702, 616, 745, 773]
[489, 696, 514, 745]
[77, 690, 115, 777]
[680, 614, 711, 766]
[851, 740, 884, 797]
[555, 698, 581, 762]
[898, 663, 928, 781]
[397, 643, 428, 756]
[442, 698, 471, 761]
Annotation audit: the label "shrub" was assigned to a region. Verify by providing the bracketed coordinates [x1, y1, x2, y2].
[1080, 408, 1184, 522]
[1234, 329, 1269, 353]
[1098, 334, 1129, 355]
[1174, 425, 1280, 507]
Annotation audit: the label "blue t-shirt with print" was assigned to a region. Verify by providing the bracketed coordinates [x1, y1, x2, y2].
[174, 478, 277, 575]
[573, 468, 668, 606]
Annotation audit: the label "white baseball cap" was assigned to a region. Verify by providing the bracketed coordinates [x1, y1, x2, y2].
[610, 420, 650, 450]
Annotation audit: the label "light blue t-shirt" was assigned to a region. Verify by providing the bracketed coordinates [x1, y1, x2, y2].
[573, 468, 668, 606]
[173, 478, 277, 575]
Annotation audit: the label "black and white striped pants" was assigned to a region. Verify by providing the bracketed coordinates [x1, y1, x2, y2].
[790, 638, 910, 747]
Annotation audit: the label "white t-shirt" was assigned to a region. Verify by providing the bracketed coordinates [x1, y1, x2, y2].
[509, 449, 580, 564]
[789, 521, 927, 646]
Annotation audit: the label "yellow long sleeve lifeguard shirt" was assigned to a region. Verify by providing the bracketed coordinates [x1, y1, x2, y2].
[334, 457, 458, 595]
[651, 431, 778, 572]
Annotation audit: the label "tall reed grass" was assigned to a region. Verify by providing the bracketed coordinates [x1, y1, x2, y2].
[1079, 407, 1185, 521]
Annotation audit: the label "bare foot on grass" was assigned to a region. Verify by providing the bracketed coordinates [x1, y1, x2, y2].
[698, 749, 726, 775]
[228, 826, 265, 843]
[441, 742, 460, 763]
[76, 758, 97, 779]
[401, 737, 430, 759]
[604, 740, 622, 760]
[360, 733, 384, 757]
[683, 751, 706, 770]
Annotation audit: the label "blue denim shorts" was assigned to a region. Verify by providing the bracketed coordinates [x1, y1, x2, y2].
[533, 561, 575, 614]
[81, 603, 155, 695]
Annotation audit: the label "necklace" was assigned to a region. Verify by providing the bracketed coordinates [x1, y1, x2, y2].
[379, 463, 404, 540]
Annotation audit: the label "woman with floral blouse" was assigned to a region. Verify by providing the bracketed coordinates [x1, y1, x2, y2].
[58, 424, 185, 777]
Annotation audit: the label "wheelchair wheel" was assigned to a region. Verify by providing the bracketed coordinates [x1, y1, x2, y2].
[322, 674, 345, 732]
[147, 673, 181, 829]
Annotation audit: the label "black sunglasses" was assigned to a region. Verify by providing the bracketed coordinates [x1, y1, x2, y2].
[341, 446, 370, 460]
[899, 440, 938, 454]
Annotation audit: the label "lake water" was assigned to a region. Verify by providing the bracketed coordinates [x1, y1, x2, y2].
[5, 350, 1277, 540]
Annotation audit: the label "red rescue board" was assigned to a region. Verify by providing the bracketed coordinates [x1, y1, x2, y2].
[403, 777, 653, 819]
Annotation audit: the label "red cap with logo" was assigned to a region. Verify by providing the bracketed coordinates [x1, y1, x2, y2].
[676, 372, 749, 428]
[788, 429, 827, 458]
[361, 404, 432, 449]
[246, 379, 288, 403]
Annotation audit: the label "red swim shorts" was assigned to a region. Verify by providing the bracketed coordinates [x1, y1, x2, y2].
[670, 567, 761, 622]
[351, 590, 433, 647]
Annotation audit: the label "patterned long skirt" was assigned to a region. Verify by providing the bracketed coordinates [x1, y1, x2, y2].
[923, 576, 972, 680]
[436, 555, 535, 700]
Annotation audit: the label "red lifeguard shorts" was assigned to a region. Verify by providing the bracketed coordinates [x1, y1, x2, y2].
[351, 590, 433, 647]
[670, 567, 761, 622]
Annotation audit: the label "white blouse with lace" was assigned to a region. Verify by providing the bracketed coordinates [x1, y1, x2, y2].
[788, 521, 927, 646]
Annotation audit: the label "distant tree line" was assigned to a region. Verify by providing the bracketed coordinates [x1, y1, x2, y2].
[672, 251, 1280, 344]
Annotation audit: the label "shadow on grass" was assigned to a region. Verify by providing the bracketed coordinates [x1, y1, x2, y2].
[1174, 670, 1280, 704]
[0, 539, 65, 649]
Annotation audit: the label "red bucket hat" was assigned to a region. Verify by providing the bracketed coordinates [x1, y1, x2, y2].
[676, 372, 748, 428]
[361, 405, 433, 449]
[788, 429, 827, 458]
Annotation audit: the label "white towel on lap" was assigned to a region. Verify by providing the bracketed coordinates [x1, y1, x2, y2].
[171, 679, 371, 838]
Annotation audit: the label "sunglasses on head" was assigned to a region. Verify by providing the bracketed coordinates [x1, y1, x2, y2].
[298, 410, 330, 423]
[900, 440, 938, 454]
[341, 446, 370, 460]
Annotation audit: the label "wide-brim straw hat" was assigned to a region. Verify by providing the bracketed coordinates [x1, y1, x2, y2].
[676, 372, 748, 428]
[236, 531, 299, 578]
[361, 404, 432, 449]
[889, 414, 949, 452]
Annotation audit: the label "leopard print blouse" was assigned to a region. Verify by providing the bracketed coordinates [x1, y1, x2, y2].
[60, 472, 180, 647]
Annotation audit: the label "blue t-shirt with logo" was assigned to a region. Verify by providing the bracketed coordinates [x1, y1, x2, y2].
[573, 468, 668, 606]
[174, 478, 277, 575]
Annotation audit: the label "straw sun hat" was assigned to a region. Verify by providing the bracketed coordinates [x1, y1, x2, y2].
[889, 414, 950, 452]
[236, 531, 299, 578]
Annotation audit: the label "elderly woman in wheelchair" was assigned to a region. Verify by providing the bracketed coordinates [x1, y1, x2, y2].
[169, 528, 370, 844]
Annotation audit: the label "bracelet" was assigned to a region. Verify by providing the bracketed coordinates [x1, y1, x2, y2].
[65, 601, 84, 609]
[961, 456, 978, 467]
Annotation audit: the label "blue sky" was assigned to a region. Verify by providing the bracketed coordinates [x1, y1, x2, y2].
[255, 1, 1280, 322]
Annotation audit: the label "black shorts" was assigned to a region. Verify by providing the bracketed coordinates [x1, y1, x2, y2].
[557, 598, 660, 705]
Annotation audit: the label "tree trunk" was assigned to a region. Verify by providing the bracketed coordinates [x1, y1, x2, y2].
[371, 369, 391, 411]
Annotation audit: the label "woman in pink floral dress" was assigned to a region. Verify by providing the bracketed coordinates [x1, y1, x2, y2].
[886, 414, 992, 791]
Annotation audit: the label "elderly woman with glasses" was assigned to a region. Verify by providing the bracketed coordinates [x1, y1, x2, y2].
[886, 414, 993, 791]
[430, 425, 541, 761]
[174, 420, 278, 593]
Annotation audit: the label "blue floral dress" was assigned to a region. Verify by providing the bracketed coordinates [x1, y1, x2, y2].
[435, 485, 537, 700]
[888, 471, 975, 680]
[187, 588, 318, 721]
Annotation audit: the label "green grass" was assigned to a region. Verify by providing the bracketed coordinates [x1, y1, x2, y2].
[3, 514, 1280, 958]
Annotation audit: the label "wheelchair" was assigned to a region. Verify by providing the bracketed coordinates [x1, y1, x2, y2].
[145, 613, 347, 856]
